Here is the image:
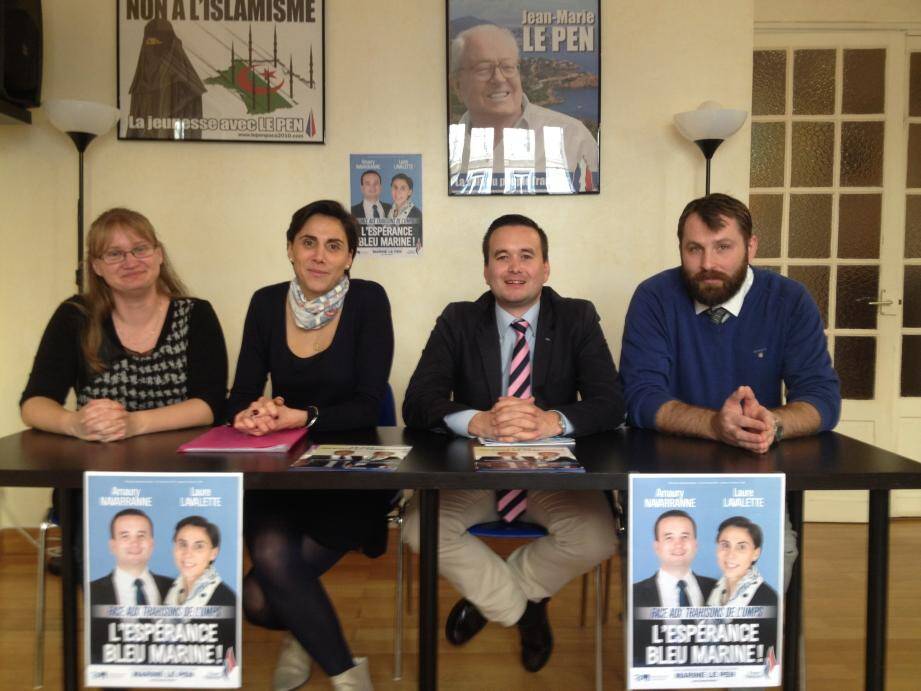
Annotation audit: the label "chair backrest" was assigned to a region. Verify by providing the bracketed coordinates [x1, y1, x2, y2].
[378, 383, 397, 426]
[468, 520, 548, 539]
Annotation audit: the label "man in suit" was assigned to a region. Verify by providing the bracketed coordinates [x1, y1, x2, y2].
[89, 508, 172, 663]
[632, 511, 716, 666]
[350, 169, 391, 220]
[403, 213, 623, 672]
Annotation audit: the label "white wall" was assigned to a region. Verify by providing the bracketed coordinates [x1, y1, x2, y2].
[1, 0, 756, 527]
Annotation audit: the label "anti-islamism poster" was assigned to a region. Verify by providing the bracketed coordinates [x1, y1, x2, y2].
[84, 472, 243, 688]
[447, 0, 600, 195]
[628, 474, 785, 689]
[117, 0, 323, 142]
[350, 154, 423, 257]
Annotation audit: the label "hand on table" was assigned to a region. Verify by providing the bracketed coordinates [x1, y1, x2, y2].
[233, 396, 307, 436]
[712, 386, 774, 454]
[468, 396, 563, 442]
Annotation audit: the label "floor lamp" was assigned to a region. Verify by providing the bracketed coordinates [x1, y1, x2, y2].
[674, 101, 747, 195]
[43, 99, 119, 289]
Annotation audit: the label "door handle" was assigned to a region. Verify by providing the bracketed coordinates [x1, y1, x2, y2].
[866, 289, 900, 316]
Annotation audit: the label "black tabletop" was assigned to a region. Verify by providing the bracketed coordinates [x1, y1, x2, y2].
[1, 427, 920, 491]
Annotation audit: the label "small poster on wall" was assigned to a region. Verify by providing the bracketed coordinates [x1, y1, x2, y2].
[117, 0, 324, 143]
[84, 472, 243, 688]
[628, 473, 785, 689]
[349, 154, 423, 257]
[447, 0, 600, 195]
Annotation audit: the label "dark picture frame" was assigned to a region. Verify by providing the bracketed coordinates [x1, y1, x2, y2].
[447, 0, 600, 195]
[116, 0, 324, 143]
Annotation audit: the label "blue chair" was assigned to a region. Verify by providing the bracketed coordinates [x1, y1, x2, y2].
[393, 513, 608, 690]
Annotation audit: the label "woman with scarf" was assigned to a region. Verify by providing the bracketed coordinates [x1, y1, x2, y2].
[227, 200, 393, 691]
[706, 516, 779, 666]
[385, 173, 422, 222]
[166, 515, 235, 606]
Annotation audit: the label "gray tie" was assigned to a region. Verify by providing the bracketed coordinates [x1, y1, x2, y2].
[707, 306, 730, 324]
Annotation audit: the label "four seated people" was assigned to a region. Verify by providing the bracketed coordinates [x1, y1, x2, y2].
[19, 194, 839, 688]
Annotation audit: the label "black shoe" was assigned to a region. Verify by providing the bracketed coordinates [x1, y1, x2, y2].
[517, 598, 553, 672]
[445, 598, 487, 646]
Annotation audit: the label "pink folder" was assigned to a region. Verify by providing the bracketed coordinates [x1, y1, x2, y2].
[178, 426, 308, 453]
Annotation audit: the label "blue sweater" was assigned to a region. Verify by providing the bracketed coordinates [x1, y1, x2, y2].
[619, 267, 840, 431]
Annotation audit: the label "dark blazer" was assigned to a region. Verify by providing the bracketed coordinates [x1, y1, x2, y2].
[632, 572, 718, 666]
[350, 200, 391, 219]
[633, 572, 718, 607]
[89, 570, 174, 664]
[90, 570, 173, 604]
[403, 287, 624, 436]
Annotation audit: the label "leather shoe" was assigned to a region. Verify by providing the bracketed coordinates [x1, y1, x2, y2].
[517, 598, 553, 672]
[445, 598, 487, 646]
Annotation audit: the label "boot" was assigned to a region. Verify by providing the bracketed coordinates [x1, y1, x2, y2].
[330, 657, 373, 690]
[272, 633, 311, 691]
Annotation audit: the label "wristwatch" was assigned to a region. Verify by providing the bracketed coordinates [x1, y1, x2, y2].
[772, 415, 784, 445]
[305, 406, 320, 429]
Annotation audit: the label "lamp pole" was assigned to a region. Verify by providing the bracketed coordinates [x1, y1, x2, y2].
[67, 132, 96, 289]
[692, 138, 724, 195]
[43, 100, 119, 291]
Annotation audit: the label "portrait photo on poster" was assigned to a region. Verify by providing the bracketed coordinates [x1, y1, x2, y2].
[627, 473, 785, 689]
[117, 0, 324, 143]
[83, 472, 243, 688]
[447, 0, 600, 196]
[349, 154, 423, 257]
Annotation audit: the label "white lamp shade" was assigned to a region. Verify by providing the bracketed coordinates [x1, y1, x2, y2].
[674, 101, 747, 142]
[43, 99, 119, 136]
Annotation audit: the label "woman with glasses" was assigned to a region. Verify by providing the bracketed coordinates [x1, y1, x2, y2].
[20, 207, 227, 441]
[227, 200, 393, 691]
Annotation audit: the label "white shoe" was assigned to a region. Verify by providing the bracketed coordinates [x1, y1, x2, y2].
[272, 633, 311, 691]
[330, 657, 373, 690]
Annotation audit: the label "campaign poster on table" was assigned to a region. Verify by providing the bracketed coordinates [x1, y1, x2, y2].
[628, 474, 785, 689]
[349, 154, 423, 257]
[84, 472, 243, 688]
[117, 0, 324, 142]
[447, 0, 600, 195]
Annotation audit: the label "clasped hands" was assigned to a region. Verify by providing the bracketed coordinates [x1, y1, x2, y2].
[712, 386, 778, 454]
[69, 399, 137, 443]
[468, 396, 562, 443]
[233, 396, 306, 436]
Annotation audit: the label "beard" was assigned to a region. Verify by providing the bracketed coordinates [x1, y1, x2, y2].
[682, 257, 749, 307]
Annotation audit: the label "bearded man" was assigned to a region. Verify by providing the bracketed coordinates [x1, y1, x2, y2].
[618, 192, 841, 593]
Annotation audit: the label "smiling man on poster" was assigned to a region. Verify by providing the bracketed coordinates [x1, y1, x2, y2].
[448, 23, 599, 194]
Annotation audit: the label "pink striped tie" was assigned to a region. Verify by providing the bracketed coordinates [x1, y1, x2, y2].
[497, 319, 531, 522]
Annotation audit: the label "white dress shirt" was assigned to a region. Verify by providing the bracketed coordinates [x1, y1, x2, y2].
[655, 569, 705, 607]
[113, 567, 162, 606]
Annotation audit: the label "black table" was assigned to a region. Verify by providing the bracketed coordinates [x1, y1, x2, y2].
[2, 427, 919, 690]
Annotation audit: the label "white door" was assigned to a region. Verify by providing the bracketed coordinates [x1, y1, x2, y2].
[751, 30, 921, 520]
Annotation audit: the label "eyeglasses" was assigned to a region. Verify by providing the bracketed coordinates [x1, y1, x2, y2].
[463, 61, 520, 81]
[99, 244, 156, 264]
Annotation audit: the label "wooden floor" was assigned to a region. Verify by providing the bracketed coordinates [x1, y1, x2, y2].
[2, 520, 920, 690]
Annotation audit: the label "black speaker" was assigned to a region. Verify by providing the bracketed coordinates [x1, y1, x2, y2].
[0, 0, 42, 107]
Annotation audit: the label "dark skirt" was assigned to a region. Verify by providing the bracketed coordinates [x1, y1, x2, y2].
[244, 489, 395, 558]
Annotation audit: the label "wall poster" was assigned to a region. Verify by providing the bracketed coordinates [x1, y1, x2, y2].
[117, 0, 324, 143]
[447, 0, 600, 195]
[350, 154, 423, 257]
[84, 472, 243, 688]
[628, 473, 785, 689]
